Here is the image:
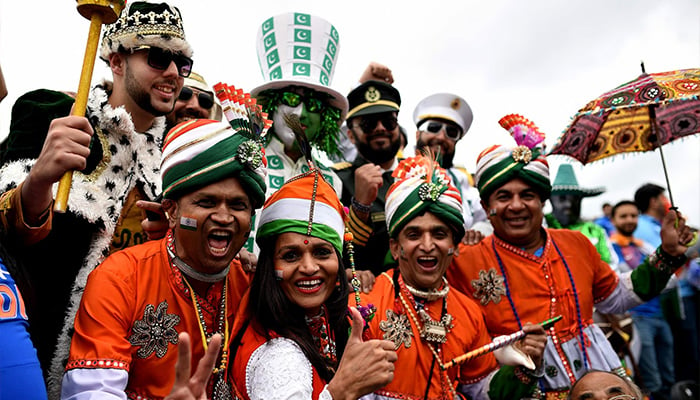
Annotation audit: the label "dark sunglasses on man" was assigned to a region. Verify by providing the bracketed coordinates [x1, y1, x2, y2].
[178, 86, 215, 109]
[132, 45, 193, 78]
[353, 113, 398, 132]
[418, 120, 462, 141]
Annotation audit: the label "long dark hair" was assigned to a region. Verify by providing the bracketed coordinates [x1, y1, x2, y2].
[248, 235, 351, 382]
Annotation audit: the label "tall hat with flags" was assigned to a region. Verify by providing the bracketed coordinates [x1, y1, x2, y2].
[100, 1, 192, 61]
[251, 12, 348, 157]
[161, 84, 272, 207]
[475, 114, 551, 202]
[385, 152, 465, 241]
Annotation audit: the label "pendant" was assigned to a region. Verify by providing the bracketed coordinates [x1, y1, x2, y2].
[213, 373, 233, 400]
[418, 309, 453, 344]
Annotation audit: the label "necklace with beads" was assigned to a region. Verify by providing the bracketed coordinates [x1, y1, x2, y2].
[304, 305, 337, 367]
[492, 236, 590, 385]
[171, 240, 232, 400]
[396, 273, 457, 398]
[404, 277, 450, 302]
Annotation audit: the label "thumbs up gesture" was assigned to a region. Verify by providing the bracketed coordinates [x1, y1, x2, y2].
[327, 307, 397, 400]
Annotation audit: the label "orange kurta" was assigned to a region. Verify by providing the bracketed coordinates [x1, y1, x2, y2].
[448, 229, 618, 340]
[360, 270, 498, 399]
[65, 238, 250, 399]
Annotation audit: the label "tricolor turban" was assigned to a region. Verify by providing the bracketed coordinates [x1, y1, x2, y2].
[161, 119, 267, 208]
[475, 114, 551, 202]
[385, 155, 465, 242]
[256, 171, 346, 253]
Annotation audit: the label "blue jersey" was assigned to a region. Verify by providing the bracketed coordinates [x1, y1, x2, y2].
[0, 257, 47, 400]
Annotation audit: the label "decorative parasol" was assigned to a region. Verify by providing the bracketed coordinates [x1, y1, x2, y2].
[548, 65, 700, 208]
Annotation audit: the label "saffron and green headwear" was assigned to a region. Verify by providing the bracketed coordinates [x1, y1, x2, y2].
[160, 119, 268, 208]
[385, 154, 465, 242]
[475, 114, 551, 202]
[256, 170, 346, 253]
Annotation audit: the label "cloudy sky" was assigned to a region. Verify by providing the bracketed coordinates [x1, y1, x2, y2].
[1, 0, 698, 224]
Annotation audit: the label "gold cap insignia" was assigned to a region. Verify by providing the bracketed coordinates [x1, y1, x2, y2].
[365, 87, 381, 103]
[450, 98, 461, 110]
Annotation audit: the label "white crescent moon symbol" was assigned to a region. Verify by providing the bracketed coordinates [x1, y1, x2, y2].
[295, 48, 307, 58]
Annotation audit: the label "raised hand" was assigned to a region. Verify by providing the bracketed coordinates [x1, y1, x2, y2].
[353, 164, 384, 208]
[660, 209, 693, 256]
[359, 62, 395, 84]
[22, 115, 93, 220]
[327, 307, 397, 400]
[164, 332, 221, 400]
[137, 199, 169, 240]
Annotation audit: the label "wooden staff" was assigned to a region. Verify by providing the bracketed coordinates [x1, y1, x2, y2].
[54, 0, 123, 212]
[441, 315, 562, 370]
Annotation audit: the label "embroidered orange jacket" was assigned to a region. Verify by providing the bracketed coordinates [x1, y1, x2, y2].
[64, 238, 250, 399]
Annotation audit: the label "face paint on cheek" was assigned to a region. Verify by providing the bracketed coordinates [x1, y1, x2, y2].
[447, 248, 454, 256]
[180, 216, 197, 231]
[275, 268, 284, 281]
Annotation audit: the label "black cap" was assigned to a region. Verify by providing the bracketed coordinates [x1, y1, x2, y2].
[346, 80, 401, 119]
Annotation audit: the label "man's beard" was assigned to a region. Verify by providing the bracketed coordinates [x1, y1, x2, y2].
[125, 63, 173, 117]
[357, 135, 402, 165]
[416, 137, 455, 168]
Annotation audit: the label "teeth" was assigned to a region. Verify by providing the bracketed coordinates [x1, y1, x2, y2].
[155, 85, 173, 93]
[297, 279, 322, 287]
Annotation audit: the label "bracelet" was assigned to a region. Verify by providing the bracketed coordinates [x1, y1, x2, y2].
[351, 197, 372, 214]
[648, 246, 687, 274]
[514, 365, 537, 385]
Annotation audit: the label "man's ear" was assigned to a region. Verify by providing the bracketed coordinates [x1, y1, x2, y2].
[389, 237, 399, 260]
[346, 120, 357, 144]
[162, 199, 178, 230]
[109, 53, 126, 76]
[480, 199, 489, 216]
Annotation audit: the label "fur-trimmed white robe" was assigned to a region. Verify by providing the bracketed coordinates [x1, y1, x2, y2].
[0, 81, 164, 399]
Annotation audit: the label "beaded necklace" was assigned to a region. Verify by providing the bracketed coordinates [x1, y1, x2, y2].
[396, 274, 457, 398]
[169, 236, 232, 399]
[491, 236, 590, 383]
[404, 277, 450, 302]
[304, 305, 337, 366]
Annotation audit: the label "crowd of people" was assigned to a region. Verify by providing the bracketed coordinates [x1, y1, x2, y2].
[0, 2, 697, 400]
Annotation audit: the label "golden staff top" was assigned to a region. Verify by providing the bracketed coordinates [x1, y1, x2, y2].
[53, 0, 124, 212]
[441, 315, 563, 370]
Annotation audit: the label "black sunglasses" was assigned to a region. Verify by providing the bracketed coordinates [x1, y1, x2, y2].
[133, 45, 193, 78]
[420, 120, 462, 140]
[354, 113, 398, 132]
[178, 86, 215, 109]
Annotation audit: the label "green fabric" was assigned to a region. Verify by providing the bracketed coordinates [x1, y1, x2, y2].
[485, 365, 537, 400]
[388, 186, 465, 243]
[477, 148, 551, 202]
[629, 255, 675, 301]
[256, 218, 342, 253]
[0, 89, 74, 164]
[162, 134, 266, 208]
[545, 215, 612, 264]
